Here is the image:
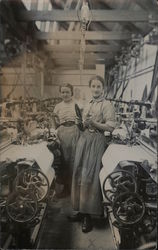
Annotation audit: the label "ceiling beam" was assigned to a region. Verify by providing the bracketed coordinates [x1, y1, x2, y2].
[51, 69, 99, 75]
[54, 58, 112, 65]
[16, 10, 158, 22]
[34, 31, 131, 40]
[44, 44, 120, 52]
[47, 65, 96, 70]
[51, 53, 113, 60]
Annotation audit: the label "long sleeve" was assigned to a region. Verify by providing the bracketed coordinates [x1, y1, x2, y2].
[102, 101, 116, 129]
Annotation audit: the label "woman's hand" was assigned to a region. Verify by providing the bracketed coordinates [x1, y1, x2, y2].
[83, 117, 94, 127]
[75, 117, 84, 131]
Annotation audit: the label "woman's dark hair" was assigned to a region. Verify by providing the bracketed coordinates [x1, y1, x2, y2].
[89, 75, 105, 88]
[59, 83, 73, 96]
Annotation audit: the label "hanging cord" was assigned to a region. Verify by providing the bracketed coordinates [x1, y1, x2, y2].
[113, 80, 122, 99]
[147, 50, 158, 102]
[119, 79, 130, 99]
[113, 63, 126, 100]
[118, 62, 130, 99]
[106, 67, 120, 98]
[105, 72, 112, 98]
[6, 70, 21, 99]
[23, 84, 31, 98]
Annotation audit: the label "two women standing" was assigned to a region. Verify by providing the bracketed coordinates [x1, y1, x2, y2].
[54, 76, 115, 233]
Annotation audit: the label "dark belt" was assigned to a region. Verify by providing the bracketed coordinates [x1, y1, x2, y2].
[60, 121, 76, 127]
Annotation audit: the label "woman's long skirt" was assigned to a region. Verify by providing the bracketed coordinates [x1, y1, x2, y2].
[71, 129, 107, 215]
[57, 125, 80, 185]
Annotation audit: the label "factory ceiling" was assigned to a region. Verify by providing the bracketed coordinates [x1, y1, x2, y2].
[0, 0, 158, 70]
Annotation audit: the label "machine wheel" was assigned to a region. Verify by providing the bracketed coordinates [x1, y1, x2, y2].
[6, 191, 38, 223]
[15, 168, 49, 202]
[112, 192, 145, 225]
[103, 170, 137, 203]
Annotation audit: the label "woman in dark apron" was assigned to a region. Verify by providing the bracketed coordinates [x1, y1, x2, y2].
[71, 76, 116, 232]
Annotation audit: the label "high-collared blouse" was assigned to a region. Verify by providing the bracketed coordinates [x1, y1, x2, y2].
[54, 99, 76, 124]
[83, 95, 116, 129]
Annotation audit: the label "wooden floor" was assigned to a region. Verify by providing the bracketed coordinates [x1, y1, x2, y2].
[37, 196, 115, 250]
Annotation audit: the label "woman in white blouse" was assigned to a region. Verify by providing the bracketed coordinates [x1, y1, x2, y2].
[54, 83, 80, 197]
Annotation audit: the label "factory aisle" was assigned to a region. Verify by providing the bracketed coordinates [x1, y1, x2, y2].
[37, 196, 115, 249]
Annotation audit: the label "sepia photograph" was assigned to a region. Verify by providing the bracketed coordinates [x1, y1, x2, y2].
[0, 0, 157, 249]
